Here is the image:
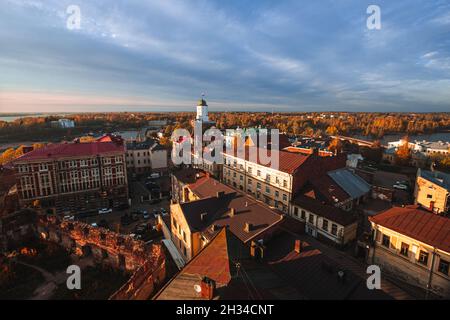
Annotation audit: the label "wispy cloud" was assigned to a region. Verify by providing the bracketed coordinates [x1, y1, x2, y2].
[1, 0, 450, 112]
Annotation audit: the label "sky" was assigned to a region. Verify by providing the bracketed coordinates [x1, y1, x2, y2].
[0, 0, 450, 113]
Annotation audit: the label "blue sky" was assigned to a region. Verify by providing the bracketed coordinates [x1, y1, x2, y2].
[1, 0, 450, 112]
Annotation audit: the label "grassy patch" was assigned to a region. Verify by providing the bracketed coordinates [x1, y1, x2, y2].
[52, 265, 129, 300]
[0, 259, 45, 300]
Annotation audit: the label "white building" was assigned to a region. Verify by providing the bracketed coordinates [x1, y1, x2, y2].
[51, 119, 75, 128]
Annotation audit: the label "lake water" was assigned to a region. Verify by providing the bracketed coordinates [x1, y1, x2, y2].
[0, 114, 53, 122]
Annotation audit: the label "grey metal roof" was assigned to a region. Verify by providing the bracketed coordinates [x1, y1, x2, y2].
[328, 168, 371, 199]
[420, 169, 450, 190]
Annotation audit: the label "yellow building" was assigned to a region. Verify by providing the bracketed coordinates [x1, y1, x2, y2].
[414, 169, 450, 214]
[369, 205, 450, 298]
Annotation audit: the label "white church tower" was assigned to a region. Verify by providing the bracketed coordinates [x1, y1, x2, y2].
[196, 95, 209, 122]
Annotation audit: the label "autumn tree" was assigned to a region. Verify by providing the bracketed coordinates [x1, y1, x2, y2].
[0, 148, 15, 165]
[328, 138, 343, 154]
[325, 126, 339, 136]
[395, 137, 411, 166]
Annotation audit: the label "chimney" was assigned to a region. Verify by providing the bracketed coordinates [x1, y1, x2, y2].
[244, 222, 252, 233]
[229, 208, 235, 218]
[200, 212, 208, 221]
[217, 191, 225, 198]
[294, 239, 302, 254]
[200, 277, 216, 300]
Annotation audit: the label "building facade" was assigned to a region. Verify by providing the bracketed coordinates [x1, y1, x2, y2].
[414, 169, 450, 214]
[290, 195, 357, 246]
[222, 148, 347, 213]
[13, 141, 128, 215]
[125, 140, 168, 174]
[369, 206, 450, 298]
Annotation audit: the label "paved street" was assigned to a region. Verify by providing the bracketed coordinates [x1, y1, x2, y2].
[79, 178, 170, 235]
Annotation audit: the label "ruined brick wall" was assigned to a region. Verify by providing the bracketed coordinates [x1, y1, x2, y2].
[37, 215, 163, 273]
[109, 246, 166, 300]
[0, 209, 37, 251]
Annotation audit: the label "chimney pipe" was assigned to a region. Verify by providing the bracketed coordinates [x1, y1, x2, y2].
[244, 222, 252, 233]
[200, 212, 208, 221]
[295, 240, 302, 254]
[200, 277, 216, 300]
[217, 191, 225, 198]
[229, 208, 235, 217]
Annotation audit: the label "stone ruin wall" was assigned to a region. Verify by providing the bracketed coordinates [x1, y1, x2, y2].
[37, 215, 164, 273]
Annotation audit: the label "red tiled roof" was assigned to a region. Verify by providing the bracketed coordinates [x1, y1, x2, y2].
[172, 168, 205, 185]
[300, 176, 350, 205]
[13, 142, 124, 162]
[188, 175, 234, 199]
[369, 205, 450, 253]
[224, 147, 310, 174]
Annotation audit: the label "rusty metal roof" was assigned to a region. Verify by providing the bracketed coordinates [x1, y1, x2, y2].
[369, 205, 450, 253]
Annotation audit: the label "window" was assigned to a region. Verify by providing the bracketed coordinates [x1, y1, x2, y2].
[115, 156, 122, 163]
[248, 167, 252, 174]
[275, 190, 279, 198]
[322, 219, 329, 230]
[276, 177, 280, 184]
[308, 214, 314, 224]
[400, 243, 409, 257]
[240, 175, 243, 181]
[438, 259, 449, 276]
[294, 207, 299, 216]
[266, 174, 271, 182]
[257, 170, 261, 177]
[282, 194, 287, 201]
[283, 180, 287, 188]
[382, 234, 390, 248]
[38, 163, 48, 171]
[103, 157, 111, 165]
[418, 251, 429, 265]
[265, 186, 270, 194]
[331, 224, 338, 235]
[172, 218, 177, 230]
[301, 210, 306, 220]
[80, 160, 87, 167]
[256, 182, 261, 190]
[427, 194, 433, 199]
[248, 178, 252, 185]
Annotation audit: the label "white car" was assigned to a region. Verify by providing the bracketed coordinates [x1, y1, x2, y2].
[91, 223, 98, 227]
[98, 208, 112, 214]
[393, 184, 408, 190]
[63, 215, 75, 221]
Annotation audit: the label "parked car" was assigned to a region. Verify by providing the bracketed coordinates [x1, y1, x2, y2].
[91, 223, 98, 227]
[98, 208, 113, 214]
[63, 215, 75, 221]
[149, 172, 160, 179]
[135, 224, 147, 234]
[393, 183, 408, 190]
[143, 213, 150, 219]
